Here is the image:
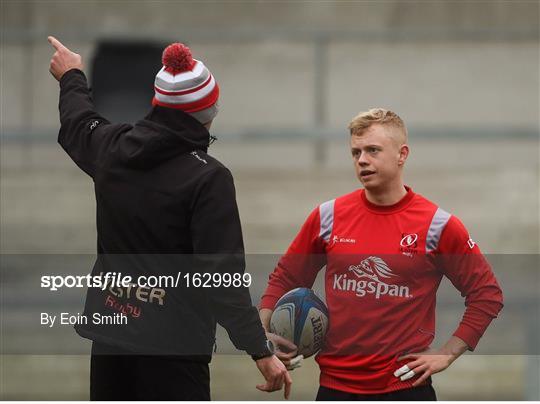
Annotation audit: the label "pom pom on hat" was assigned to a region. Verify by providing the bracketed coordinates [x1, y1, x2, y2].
[153, 42, 220, 124]
[162, 43, 195, 74]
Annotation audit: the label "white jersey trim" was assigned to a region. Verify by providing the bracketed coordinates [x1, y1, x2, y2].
[319, 199, 335, 243]
[426, 207, 451, 253]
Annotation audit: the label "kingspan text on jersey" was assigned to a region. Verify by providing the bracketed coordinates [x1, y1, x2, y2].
[333, 274, 411, 299]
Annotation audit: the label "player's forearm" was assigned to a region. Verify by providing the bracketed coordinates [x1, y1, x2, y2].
[259, 308, 273, 332]
[439, 335, 469, 363]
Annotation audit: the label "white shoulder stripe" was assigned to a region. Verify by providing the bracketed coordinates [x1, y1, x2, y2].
[319, 199, 335, 243]
[426, 207, 451, 253]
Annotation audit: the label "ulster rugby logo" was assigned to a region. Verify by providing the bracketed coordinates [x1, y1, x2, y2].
[400, 233, 418, 257]
[333, 256, 411, 299]
[400, 233, 418, 247]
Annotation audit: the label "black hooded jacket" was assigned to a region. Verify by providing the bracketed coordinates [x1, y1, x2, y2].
[57, 69, 266, 359]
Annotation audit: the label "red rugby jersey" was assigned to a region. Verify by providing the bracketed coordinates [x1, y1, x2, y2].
[260, 186, 503, 394]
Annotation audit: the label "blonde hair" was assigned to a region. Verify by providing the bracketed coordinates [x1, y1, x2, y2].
[348, 108, 408, 144]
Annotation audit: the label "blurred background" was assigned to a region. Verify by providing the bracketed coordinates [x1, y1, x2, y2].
[1, 0, 539, 400]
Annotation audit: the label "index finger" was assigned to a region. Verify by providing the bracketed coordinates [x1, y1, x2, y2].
[48, 36, 67, 51]
[284, 371, 292, 400]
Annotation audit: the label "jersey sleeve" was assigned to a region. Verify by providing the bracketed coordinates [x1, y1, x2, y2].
[259, 207, 327, 310]
[437, 215, 504, 350]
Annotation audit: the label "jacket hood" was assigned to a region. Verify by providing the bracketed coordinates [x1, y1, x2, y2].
[118, 106, 212, 169]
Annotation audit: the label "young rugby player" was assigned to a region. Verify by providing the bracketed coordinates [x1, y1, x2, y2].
[260, 108, 503, 400]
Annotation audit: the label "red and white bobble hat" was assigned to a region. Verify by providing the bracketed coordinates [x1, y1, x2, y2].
[152, 43, 219, 125]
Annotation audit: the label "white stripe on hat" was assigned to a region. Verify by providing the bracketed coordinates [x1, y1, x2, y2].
[154, 75, 216, 105]
[155, 61, 209, 91]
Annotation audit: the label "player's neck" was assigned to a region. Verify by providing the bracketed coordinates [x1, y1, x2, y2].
[364, 182, 408, 206]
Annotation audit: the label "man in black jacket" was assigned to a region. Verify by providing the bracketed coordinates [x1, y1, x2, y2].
[48, 36, 292, 400]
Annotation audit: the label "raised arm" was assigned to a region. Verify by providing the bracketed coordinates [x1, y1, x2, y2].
[48, 36, 129, 177]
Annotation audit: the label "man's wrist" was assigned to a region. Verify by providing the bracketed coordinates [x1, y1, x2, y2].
[440, 336, 469, 363]
[59, 68, 85, 84]
[250, 339, 275, 361]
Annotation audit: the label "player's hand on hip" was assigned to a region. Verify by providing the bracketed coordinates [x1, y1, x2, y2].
[47, 36, 83, 81]
[394, 349, 453, 387]
[265, 332, 299, 368]
[255, 355, 293, 399]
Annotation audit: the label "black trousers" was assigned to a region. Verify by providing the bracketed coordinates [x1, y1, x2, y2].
[316, 385, 437, 401]
[90, 342, 210, 401]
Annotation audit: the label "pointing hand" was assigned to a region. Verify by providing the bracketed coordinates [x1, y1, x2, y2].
[48, 36, 83, 81]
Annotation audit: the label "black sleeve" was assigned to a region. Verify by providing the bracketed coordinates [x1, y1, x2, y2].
[57, 69, 128, 177]
[190, 166, 267, 355]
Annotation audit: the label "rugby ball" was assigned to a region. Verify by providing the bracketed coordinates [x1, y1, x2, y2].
[270, 287, 329, 358]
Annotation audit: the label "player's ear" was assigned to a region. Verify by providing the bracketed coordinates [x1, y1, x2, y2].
[398, 144, 409, 166]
